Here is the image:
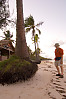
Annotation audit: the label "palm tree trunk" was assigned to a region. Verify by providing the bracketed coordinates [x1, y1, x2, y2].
[37, 42, 40, 60]
[34, 36, 37, 61]
[35, 40, 37, 58]
[15, 0, 29, 59]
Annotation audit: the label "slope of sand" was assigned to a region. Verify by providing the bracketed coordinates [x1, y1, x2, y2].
[0, 61, 66, 99]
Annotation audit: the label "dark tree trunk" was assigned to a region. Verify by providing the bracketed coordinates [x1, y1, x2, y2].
[15, 0, 29, 59]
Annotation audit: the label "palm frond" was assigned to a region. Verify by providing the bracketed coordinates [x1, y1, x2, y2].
[10, 40, 15, 43]
[0, 36, 5, 38]
[24, 15, 34, 27]
[25, 27, 31, 33]
[36, 22, 44, 27]
[36, 28, 41, 34]
[10, 34, 13, 38]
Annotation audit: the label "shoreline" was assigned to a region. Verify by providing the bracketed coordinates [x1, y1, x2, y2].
[42, 59, 66, 66]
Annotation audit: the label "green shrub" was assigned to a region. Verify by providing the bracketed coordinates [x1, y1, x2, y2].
[0, 55, 38, 85]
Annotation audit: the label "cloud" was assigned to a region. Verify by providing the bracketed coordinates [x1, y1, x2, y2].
[59, 40, 64, 45]
[50, 39, 65, 47]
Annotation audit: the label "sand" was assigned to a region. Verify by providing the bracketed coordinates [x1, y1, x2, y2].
[0, 60, 66, 99]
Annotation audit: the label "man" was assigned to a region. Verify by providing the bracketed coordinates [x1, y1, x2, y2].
[54, 43, 64, 78]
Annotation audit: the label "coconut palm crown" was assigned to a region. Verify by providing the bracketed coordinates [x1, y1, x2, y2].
[25, 15, 43, 37]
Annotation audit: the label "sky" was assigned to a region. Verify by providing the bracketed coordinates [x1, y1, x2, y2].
[0, 0, 66, 60]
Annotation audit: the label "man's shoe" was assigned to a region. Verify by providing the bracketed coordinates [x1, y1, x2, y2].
[56, 74, 61, 76]
[59, 75, 64, 78]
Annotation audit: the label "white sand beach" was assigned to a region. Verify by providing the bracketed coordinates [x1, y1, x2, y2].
[0, 61, 66, 99]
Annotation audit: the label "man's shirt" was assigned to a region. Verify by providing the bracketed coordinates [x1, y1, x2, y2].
[55, 48, 64, 57]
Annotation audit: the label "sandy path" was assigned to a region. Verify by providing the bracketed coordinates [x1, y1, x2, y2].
[0, 62, 52, 99]
[42, 61, 66, 99]
[0, 61, 66, 99]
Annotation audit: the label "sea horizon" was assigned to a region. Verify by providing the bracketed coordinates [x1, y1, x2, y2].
[44, 59, 66, 65]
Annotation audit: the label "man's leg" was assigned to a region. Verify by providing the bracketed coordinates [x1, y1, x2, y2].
[55, 61, 60, 74]
[56, 66, 60, 74]
[60, 66, 63, 75]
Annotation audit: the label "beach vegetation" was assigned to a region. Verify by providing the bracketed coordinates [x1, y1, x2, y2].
[0, 55, 38, 85]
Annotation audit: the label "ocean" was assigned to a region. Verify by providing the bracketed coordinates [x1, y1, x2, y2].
[48, 59, 66, 65]
[64, 60, 66, 65]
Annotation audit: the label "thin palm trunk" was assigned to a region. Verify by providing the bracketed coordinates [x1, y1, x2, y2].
[34, 37, 37, 58]
[34, 35, 38, 61]
[37, 42, 40, 60]
[16, 0, 29, 59]
[34, 34, 40, 61]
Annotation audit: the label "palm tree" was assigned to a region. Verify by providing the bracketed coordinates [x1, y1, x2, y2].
[0, 30, 13, 40]
[32, 34, 40, 60]
[15, 0, 29, 59]
[3, 30, 13, 40]
[0, 30, 14, 48]
[25, 15, 43, 61]
[34, 34, 39, 49]
[0, 30, 15, 58]
[2, 30, 15, 51]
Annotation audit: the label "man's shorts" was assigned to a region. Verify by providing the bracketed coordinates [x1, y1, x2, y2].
[55, 60, 63, 66]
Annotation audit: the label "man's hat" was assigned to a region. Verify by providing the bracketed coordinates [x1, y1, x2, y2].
[54, 43, 60, 47]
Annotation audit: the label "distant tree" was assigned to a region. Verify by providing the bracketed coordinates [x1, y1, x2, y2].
[0, 30, 15, 51]
[32, 34, 41, 60]
[25, 15, 43, 61]
[0, 0, 10, 29]
[34, 34, 39, 49]
[3, 30, 13, 40]
[4, 30, 15, 50]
